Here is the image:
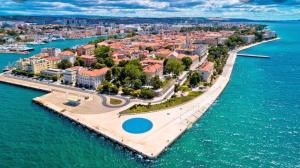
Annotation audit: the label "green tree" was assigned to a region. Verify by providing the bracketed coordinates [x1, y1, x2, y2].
[118, 60, 129, 67]
[164, 58, 184, 77]
[126, 31, 136, 38]
[208, 45, 229, 75]
[94, 45, 114, 67]
[225, 35, 244, 49]
[104, 57, 114, 67]
[145, 46, 154, 52]
[120, 60, 144, 83]
[105, 69, 112, 81]
[122, 87, 134, 95]
[57, 60, 72, 70]
[112, 66, 122, 78]
[97, 80, 119, 94]
[91, 62, 105, 69]
[139, 88, 155, 99]
[254, 31, 263, 42]
[182, 57, 193, 70]
[94, 45, 112, 59]
[133, 79, 142, 89]
[74, 57, 85, 66]
[150, 75, 163, 90]
[189, 71, 201, 87]
[174, 84, 180, 93]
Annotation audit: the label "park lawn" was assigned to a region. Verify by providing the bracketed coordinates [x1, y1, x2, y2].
[109, 98, 122, 105]
[121, 91, 202, 114]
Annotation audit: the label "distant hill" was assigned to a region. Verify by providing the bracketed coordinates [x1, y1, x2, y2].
[0, 15, 294, 25]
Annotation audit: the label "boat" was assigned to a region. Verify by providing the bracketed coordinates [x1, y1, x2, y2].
[27, 41, 46, 45]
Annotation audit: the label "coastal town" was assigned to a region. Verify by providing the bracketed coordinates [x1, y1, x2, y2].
[0, 19, 277, 158]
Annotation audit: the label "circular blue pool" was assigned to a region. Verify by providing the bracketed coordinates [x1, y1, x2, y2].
[122, 118, 153, 134]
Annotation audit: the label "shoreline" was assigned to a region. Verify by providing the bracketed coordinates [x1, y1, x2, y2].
[0, 38, 279, 159]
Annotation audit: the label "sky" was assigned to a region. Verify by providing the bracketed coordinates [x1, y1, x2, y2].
[0, 0, 299, 20]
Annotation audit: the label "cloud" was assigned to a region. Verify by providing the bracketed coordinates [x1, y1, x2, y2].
[0, 0, 299, 20]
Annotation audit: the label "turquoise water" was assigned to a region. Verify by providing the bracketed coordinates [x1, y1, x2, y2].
[122, 118, 153, 134]
[0, 22, 299, 167]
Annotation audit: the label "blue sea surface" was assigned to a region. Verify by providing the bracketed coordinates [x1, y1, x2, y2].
[0, 22, 299, 167]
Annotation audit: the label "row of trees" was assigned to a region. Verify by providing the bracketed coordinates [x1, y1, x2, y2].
[208, 44, 229, 75]
[12, 69, 34, 77]
[12, 69, 58, 81]
[163, 57, 192, 77]
[97, 80, 156, 99]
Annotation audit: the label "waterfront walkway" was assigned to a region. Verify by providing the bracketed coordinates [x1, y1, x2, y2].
[0, 38, 278, 158]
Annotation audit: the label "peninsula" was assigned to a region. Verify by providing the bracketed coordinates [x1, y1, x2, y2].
[0, 21, 278, 158]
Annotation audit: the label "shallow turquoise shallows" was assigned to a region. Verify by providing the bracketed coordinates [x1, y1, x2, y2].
[122, 118, 153, 134]
[0, 22, 300, 167]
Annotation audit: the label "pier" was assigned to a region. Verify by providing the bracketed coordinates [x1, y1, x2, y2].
[237, 53, 271, 58]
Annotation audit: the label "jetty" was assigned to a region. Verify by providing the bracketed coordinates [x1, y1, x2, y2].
[237, 53, 271, 58]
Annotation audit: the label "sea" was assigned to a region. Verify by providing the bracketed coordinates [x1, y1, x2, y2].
[0, 22, 299, 167]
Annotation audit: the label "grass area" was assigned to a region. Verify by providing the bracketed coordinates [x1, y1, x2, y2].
[109, 98, 122, 105]
[121, 91, 202, 115]
[162, 79, 172, 87]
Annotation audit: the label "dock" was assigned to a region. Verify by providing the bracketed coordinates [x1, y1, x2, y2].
[237, 53, 271, 58]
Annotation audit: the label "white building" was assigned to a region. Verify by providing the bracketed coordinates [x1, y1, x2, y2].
[241, 35, 256, 44]
[58, 50, 76, 64]
[63, 66, 81, 85]
[41, 69, 63, 77]
[263, 30, 276, 39]
[194, 44, 208, 57]
[199, 61, 214, 83]
[41, 48, 61, 57]
[77, 67, 109, 89]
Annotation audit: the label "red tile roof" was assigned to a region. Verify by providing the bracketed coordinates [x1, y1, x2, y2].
[82, 44, 95, 49]
[67, 66, 82, 71]
[80, 55, 96, 59]
[143, 64, 163, 73]
[140, 59, 164, 65]
[79, 67, 109, 77]
[200, 62, 214, 72]
[45, 57, 60, 61]
[59, 51, 75, 56]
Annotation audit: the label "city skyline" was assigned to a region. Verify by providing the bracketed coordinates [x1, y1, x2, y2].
[0, 0, 299, 20]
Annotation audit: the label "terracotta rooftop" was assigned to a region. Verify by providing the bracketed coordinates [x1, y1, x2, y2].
[200, 62, 214, 72]
[67, 66, 82, 71]
[141, 59, 164, 65]
[45, 57, 60, 61]
[81, 55, 96, 59]
[143, 64, 163, 73]
[82, 44, 95, 49]
[79, 67, 109, 77]
[59, 50, 75, 56]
